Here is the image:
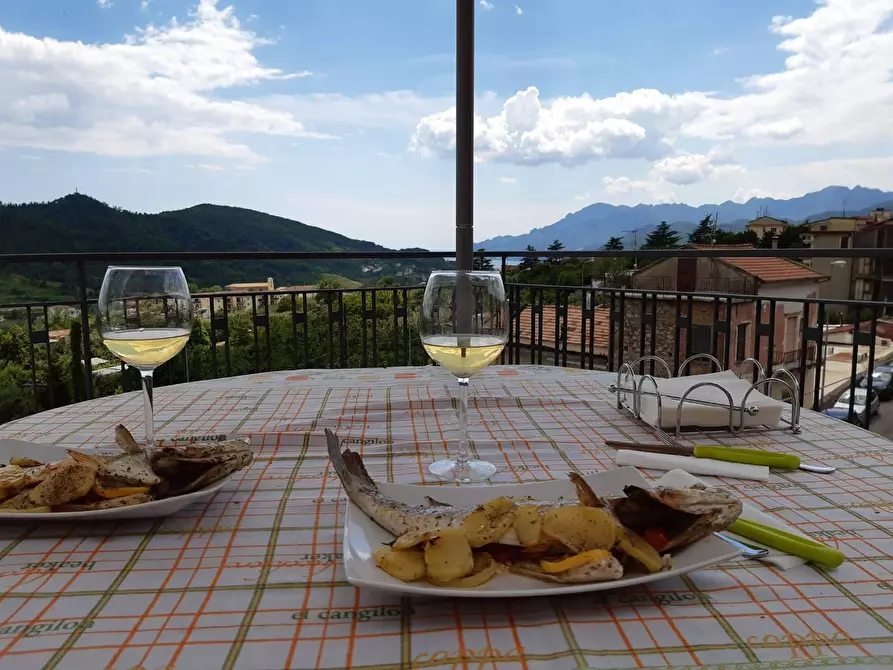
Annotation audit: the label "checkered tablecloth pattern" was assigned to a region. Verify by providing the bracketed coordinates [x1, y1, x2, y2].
[0, 365, 891, 670]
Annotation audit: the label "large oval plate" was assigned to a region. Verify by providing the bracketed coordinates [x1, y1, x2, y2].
[0, 438, 235, 521]
[344, 466, 743, 598]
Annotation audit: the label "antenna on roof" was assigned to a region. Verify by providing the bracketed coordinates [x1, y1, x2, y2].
[623, 227, 640, 269]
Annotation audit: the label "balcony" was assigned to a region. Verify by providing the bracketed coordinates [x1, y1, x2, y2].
[0, 248, 890, 430]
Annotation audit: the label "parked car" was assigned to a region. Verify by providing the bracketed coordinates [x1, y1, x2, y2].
[859, 369, 893, 400]
[822, 407, 863, 425]
[834, 387, 880, 422]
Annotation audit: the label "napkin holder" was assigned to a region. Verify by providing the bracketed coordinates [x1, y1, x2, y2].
[610, 353, 800, 437]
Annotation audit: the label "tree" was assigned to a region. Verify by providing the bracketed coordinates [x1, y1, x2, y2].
[642, 222, 681, 250]
[519, 245, 539, 272]
[473, 249, 495, 271]
[547, 239, 565, 265]
[603, 237, 624, 251]
[687, 214, 717, 245]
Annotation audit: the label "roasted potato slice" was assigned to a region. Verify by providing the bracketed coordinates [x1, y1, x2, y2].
[0, 466, 27, 501]
[615, 526, 663, 573]
[542, 505, 616, 553]
[373, 546, 427, 582]
[392, 529, 431, 550]
[9, 457, 43, 468]
[430, 552, 503, 588]
[539, 549, 614, 574]
[93, 484, 151, 499]
[462, 497, 516, 547]
[513, 505, 544, 547]
[424, 527, 474, 582]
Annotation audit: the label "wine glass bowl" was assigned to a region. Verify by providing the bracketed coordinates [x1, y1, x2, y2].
[420, 270, 508, 483]
[98, 266, 193, 447]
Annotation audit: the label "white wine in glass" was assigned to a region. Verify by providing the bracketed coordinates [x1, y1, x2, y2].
[98, 266, 193, 447]
[420, 270, 508, 483]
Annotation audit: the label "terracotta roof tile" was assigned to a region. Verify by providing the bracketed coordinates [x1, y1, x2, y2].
[517, 304, 610, 353]
[686, 244, 826, 283]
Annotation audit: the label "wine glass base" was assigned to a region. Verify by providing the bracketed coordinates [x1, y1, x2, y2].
[428, 459, 496, 484]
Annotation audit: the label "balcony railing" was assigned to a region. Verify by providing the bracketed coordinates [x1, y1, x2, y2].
[607, 275, 758, 294]
[1, 248, 891, 431]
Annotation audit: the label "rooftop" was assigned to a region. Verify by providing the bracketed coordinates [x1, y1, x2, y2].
[685, 244, 826, 283]
[517, 304, 610, 353]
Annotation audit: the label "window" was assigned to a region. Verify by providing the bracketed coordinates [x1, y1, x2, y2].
[691, 324, 712, 355]
[736, 323, 749, 362]
[840, 236, 849, 249]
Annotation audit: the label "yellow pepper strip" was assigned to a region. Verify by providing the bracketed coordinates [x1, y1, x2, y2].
[539, 549, 613, 574]
[93, 484, 151, 499]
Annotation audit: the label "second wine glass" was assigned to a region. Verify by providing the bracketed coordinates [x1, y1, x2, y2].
[420, 270, 508, 483]
[98, 266, 193, 448]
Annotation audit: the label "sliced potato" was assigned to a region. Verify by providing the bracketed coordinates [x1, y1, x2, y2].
[93, 484, 151, 499]
[513, 505, 544, 547]
[392, 528, 431, 551]
[9, 457, 43, 468]
[542, 505, 616, 553]
[0, 466, 27, 501]
[430, 552, 503, 588]
[463, 497, 516, 548]
[424, 527, 474, 582]
[374, 546, 427, 582]
[615, 527, 663, 573]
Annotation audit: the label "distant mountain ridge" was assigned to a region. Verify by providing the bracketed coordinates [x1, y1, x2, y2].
[476, 186, 893, 250]
[0, 194, 442, 301]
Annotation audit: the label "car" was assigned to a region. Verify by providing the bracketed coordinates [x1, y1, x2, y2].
[822, 407, 863, 425]
[859, 369, 893, 400]
[835, 387, 880, 420]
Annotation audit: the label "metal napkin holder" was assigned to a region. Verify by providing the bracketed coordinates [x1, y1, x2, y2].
[608, 353, 801, 439]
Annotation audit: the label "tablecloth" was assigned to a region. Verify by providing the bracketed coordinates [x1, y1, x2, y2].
[0, 365, 891, 670]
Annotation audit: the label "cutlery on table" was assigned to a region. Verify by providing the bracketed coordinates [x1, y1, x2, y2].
[728, 518, 846, 569]
[714, 533, 769, 559]
[604, 440, 836, 474]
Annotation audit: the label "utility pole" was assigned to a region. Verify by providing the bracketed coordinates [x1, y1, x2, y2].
[623, 228, 640, 269]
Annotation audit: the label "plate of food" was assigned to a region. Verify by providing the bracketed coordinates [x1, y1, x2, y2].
[326, 429, 744, 597]
[0, 425, 253, 521]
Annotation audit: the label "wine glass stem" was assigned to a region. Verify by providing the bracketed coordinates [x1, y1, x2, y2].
[141, 370, 155, 447]
[456, 377, 470, 475]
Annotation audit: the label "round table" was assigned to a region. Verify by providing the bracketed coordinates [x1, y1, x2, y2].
[0, 365, 891, 670]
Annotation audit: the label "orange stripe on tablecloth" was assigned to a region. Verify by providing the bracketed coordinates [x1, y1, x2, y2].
[345, 387, 373, 669]
[285, 389, 352, 669]
[108, 414, 255, 669]
[165, 434, 280, 668]
[0, 525, 111, 659]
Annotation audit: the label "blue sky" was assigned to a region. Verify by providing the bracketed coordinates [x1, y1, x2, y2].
[2, 0, 893, 249]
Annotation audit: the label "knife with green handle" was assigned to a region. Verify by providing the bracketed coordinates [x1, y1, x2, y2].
[603, 441, 836, 473]
[729, 518, 846, 569]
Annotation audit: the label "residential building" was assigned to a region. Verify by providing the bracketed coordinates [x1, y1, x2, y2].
[517, 304, 610, 365]
[804, 210, 892, 303]
[613, 244, 827, 396]
[224, 278, 275, 311]
[854, 220, 893, 309]
[746, 216, 788, 240]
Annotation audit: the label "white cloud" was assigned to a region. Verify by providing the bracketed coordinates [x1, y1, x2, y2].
[0, 0, 328, 163]
[480, 1, 494, 10]
[514, 5, 523, 15]
[97, 0, 113, 7]
[141, 0, 151, 9]
[732, 188, 792, 203]
[498, 176, 517, 184]
[711, 46, 728, 56]
[412, 0, 893, 187]
[191, 163, 225, 172]
[573, 192, 590, 201]
[411, 86, 705, 166]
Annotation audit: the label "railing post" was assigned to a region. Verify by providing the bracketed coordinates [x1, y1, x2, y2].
[77, 261, 94, 399]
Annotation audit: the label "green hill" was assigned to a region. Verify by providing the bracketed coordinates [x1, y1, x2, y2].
[0, 194, 443, 302]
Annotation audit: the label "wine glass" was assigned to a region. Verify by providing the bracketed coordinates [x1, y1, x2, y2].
[420, 270, 508, 483]
[98, 266, 193, 447]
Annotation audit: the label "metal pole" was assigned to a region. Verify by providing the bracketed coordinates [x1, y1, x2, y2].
[455, 0, 474, 271]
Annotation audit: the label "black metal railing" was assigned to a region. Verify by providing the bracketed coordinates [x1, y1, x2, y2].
[1, 248, 891, 431]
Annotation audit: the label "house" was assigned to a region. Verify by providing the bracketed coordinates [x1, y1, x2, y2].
[804, 210, 892, 303]
[223, 278, 275, 311]
[516, 304, 610, 365]
[853, 219, 893, 310]
[614, 244, 827, 394]
[745, 216, 788, 240]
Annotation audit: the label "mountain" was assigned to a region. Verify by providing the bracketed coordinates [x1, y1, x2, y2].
[0, 194, 443, 301]
[476, 185, 893, 251]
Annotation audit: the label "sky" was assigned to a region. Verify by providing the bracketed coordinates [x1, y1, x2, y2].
[2, 0, 893, 249]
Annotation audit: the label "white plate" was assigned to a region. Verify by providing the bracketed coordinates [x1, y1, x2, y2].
[0, 438, 234, 521]
[344, 466, 742, 598]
